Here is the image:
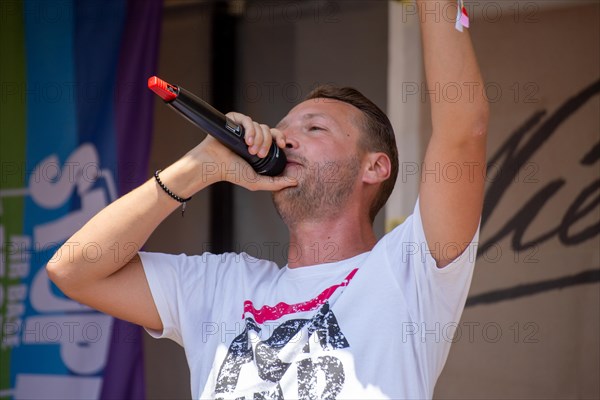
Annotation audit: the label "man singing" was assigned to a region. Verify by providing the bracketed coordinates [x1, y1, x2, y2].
[48, 1, 488, 398]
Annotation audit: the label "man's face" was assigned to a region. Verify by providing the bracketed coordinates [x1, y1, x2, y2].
[272, 98, 365, 225]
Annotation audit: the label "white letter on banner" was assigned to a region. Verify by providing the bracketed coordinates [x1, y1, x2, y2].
[29, 143, 113, 312]
[32, 144, 110, 248]
[29, 144, 98, 209]
[22, 314, 112, 375]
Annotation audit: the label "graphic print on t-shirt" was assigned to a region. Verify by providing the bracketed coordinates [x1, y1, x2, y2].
[214, 268, 358, 399]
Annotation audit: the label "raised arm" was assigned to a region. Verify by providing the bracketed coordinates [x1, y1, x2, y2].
[417, 0, 489, 267]
[46, 116, 293, 331]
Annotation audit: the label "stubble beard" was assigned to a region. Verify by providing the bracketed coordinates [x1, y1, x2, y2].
[272, 156, 361, 226]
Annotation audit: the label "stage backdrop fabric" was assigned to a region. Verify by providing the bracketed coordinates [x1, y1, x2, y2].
[0, 0, 162, 398]
[387, 2, 599, 398]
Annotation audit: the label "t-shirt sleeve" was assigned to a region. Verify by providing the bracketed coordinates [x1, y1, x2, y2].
[139, 251, 190, 345]
[139, 251, 278, 350]
[384, 198, 479, 379]
[140, 251, 236, 347]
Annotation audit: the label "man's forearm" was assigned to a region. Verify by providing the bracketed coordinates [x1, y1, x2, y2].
[46, 155, 209, 291]
[415, 0, 488, 265]
[46, 126, 294, 294]
[417, 0, 488, 139]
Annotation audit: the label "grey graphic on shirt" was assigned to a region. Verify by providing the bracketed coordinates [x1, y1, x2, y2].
[215, 302, 349, 399]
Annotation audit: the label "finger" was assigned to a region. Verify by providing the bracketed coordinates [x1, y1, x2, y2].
[247, 175, 298, 192]
[223, 158, 297, 190]
[249, 121, 264, 155]
[270, 128, 287, 149]
[226, 112, 255, 146]
[257, 124, 273, 158]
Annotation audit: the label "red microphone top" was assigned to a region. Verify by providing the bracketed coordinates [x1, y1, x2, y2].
[148, 76, 178, 101]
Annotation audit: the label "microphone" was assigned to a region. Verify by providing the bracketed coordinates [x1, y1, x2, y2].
[148, 76, 286, 176]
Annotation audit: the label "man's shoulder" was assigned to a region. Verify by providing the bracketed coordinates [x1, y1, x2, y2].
[198, 251, 279, 268]
[379, 211, 417, 244]
[140, 251, 280, 275]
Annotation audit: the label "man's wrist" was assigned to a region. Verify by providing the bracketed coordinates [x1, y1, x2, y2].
[156, 156, 213, 199]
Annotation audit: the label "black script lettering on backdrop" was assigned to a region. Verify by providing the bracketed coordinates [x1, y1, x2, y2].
[480, 79, 600, 255]
[466, 79, 600, 307]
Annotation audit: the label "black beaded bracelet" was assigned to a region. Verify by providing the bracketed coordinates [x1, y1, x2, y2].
[154, 170, 192, 217]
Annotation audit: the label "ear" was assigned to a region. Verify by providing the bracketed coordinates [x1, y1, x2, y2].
[362, 152, 391, 185]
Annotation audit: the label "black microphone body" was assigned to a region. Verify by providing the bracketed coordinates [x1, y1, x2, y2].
[149, 76, 286, 176]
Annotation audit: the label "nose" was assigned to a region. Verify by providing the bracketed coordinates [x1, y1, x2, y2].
[283, 129, 299, 150]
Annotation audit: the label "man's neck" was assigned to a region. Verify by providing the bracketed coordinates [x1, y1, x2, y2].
[286, 215, 377, 268]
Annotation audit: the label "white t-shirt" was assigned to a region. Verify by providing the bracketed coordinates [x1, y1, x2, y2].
[141, 200, 478, 399]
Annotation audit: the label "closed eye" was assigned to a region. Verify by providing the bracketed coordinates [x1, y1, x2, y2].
[308, 126, 325, 132]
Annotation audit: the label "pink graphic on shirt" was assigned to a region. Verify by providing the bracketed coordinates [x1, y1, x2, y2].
[242, 268, 358, 324]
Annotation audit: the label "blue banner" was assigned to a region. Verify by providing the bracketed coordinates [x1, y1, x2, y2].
[0, 0, 162, 398]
